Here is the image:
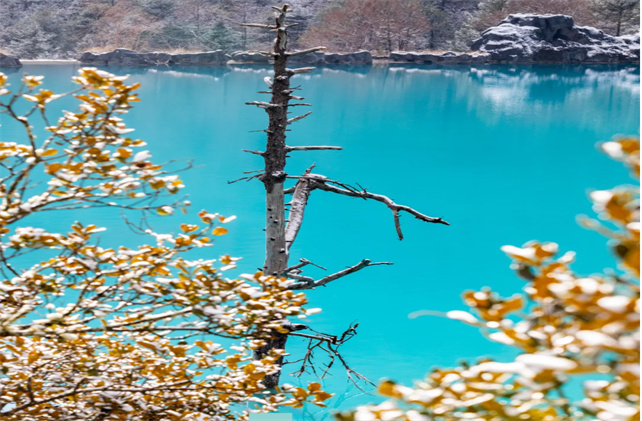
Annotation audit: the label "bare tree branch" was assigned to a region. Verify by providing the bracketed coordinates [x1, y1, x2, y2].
[285, 145, 343, 151]
[245, 101, 281, 109]
[240, 23, 277, 29]
[282, 258, 327, 275]
[286, 112, 312, 125]
[312, 178, 449, 240]
[286, 322, 374, 391]
[287, 47, 327, 57]
[288, 259, 393, 290]
[227, 173, 262, 184]
[288, 67, 315, 75]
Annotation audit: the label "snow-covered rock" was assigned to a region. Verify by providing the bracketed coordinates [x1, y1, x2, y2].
[229, 51, 270, 64]
[471, 14, 639, 64]
[287, 50, 373, 65]
[81, 48, 372, 66]
[79, 49, 229, 66]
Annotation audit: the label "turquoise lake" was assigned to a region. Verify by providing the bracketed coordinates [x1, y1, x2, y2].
[1, 63, 640, 418]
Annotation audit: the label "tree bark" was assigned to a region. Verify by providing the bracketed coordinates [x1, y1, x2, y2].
[251, 6, 295, 389]
[262, 44, 289, 276]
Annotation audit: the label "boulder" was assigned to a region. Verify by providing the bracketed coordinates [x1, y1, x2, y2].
[471, 14, 639, 63]
[389, 51, 489, 64]
[229, 50, 373, 65]
[169, 51, 228, 65]
[0, 53, 22, 68]
[324, 51, 373, 65]
[79, 49, 229, 66]
[288, 52, 326, 65]
[80, 49, 152, 65]
[229, 51, 270, 63]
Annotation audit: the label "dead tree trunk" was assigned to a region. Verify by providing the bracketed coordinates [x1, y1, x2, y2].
[241, 4, 449, 389]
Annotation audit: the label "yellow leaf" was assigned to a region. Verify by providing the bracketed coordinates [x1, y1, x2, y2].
[212, 227, 228, 236]
[116, 148, 132, 159]
[157, 206, 173, 216]
[378, 380, 402, 398]
[46, 163, 62, 174]
[314, 391, 333, 401]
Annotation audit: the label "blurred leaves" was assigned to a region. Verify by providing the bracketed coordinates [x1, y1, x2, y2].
[338, 138, 640, 421]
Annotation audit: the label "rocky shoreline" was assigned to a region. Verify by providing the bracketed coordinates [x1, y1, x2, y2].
[1, 15, 639, 68]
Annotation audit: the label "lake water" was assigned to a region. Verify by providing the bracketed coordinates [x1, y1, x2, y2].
[1, 63, 640, 419]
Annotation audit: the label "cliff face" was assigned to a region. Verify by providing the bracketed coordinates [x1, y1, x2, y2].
[471, 14, 640, 63]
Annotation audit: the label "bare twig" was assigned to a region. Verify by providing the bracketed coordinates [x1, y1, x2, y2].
[287, 322, 374, 391]
[285, 145, 343, 152]
[288, 259, 393, 290]
[227, 173, 262, 184]
[240, 23, 277, 29]
[282, 258, 327, 276]
[286, 112, 312, 125]
[288, 67, 315, 75]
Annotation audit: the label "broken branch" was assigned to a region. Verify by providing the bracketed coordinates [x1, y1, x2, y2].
[284, 165, 316, 251]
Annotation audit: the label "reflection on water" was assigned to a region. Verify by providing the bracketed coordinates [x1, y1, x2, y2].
[1, 63, 639, 419]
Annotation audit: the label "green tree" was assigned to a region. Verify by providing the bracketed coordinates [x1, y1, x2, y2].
[207, 22, 242, 52]
[338, 138, 640, 420]
[591, 0, 640, 36]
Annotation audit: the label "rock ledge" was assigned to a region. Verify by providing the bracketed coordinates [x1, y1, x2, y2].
[79, 49, 229, 66]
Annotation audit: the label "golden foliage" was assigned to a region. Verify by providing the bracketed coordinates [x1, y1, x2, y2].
[0, 69, 331, 420]
[337, 138, 640, 421]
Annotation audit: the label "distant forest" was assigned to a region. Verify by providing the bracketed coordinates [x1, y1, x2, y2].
[0, 0, 639, 59]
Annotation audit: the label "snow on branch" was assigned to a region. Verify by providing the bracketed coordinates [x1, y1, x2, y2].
[287, 259, 393, 290]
